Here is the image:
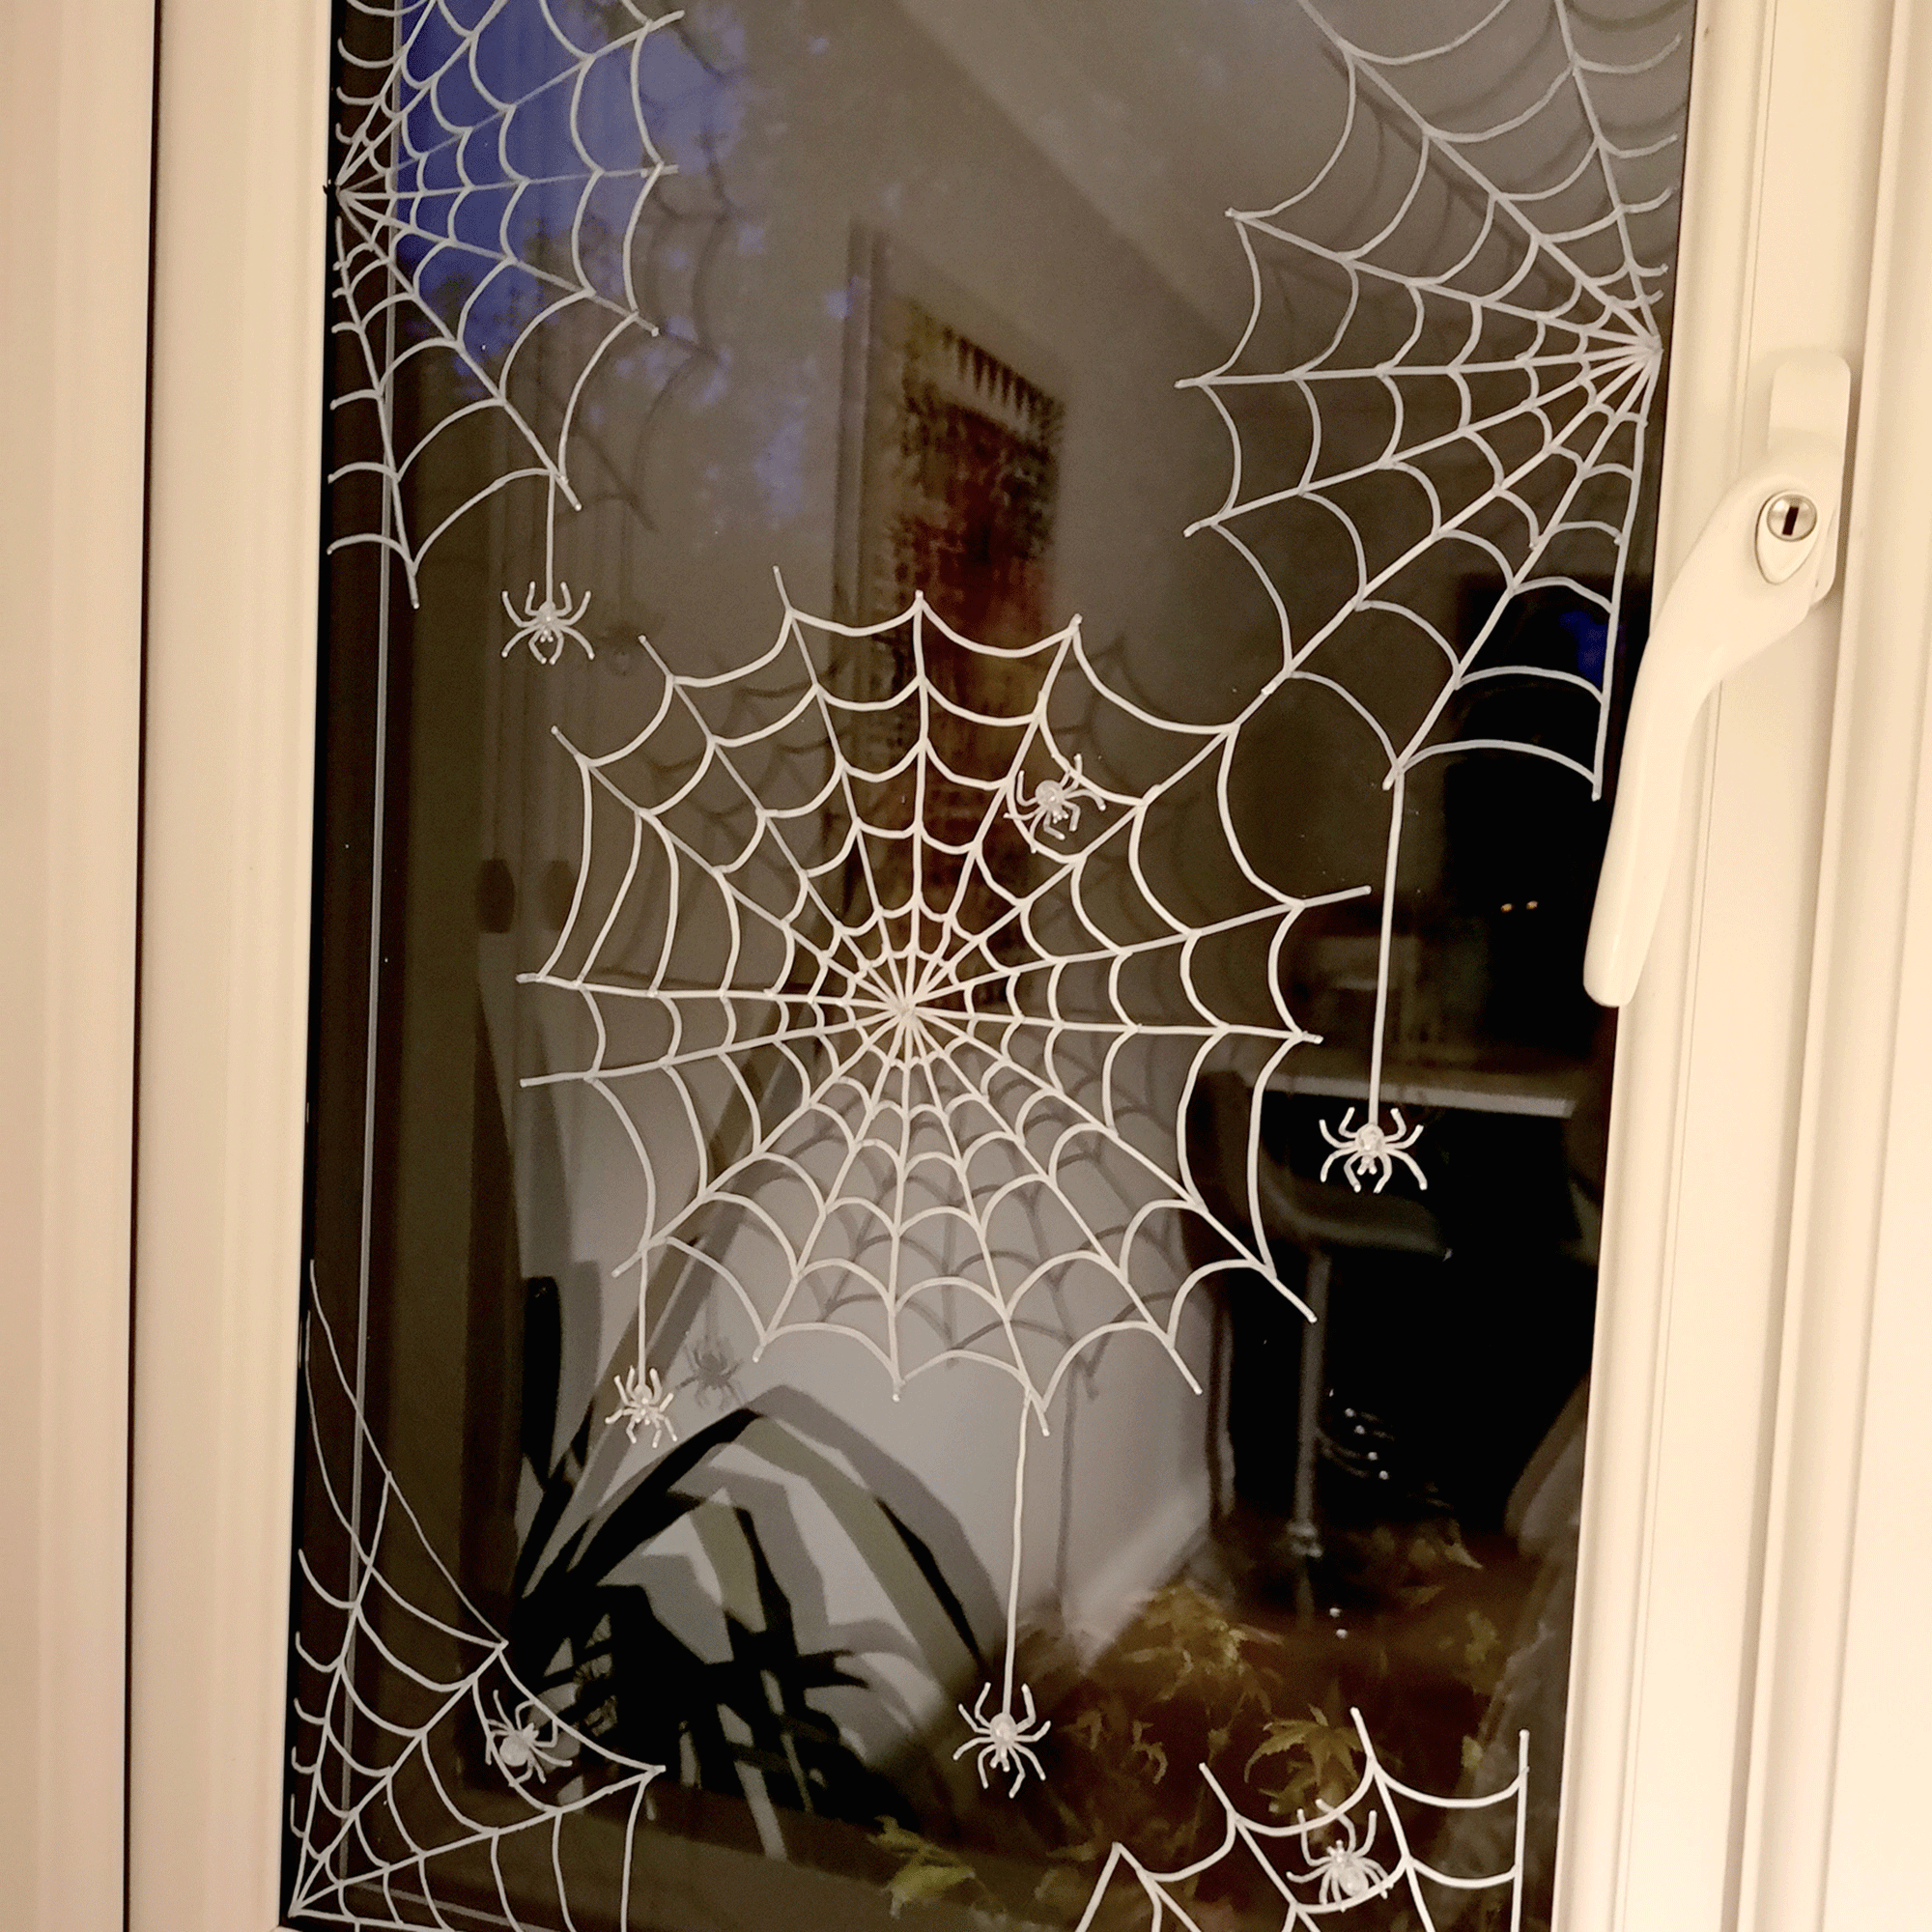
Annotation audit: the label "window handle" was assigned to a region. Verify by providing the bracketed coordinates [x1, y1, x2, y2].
[1585, 351, 1852, 1008]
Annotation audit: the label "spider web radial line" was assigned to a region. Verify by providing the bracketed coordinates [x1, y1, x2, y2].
[610, 639, 937, 991]
[598, 1004, 904, 1312]
[547, 762, 859, 1009]
[1290, 0, 1663, 332]
[886, 1039, 1157, 1397]
[1191, 349, 1644, 534]
[1075, 1711, 1528, 1932]
[1242, 371, 1645, 730]
[1551, 0, 1676, 339]
[328, 0, 691, 593]
[793, 611, 954, 999]
[1320, 383, 1643, 681]
[717, 1013, 923, 1360]
[1388, 376, 1651, 773]
[288, 1298, 665, 1926]
[916, 879, 1355, 1020]
[899, 1051, 1074, 1410]
[919, 1016, 1310, 1372]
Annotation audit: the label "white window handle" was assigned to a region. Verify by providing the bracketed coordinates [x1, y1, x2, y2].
[1584, 351, 1852, 1008]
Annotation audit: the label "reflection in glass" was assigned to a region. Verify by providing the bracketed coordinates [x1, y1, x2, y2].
[291, 3, 1691, 1928]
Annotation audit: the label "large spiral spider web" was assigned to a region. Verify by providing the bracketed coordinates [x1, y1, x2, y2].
[329, 0, 692, 617]
[1075, 1711, 1528, 1931]
[1189, 0, 1686, 1187]
[288, 1297, 666, 1927]
[521, 577, 1366, 1773]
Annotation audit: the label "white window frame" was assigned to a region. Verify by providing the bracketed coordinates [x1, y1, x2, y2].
[8, 0, 1930, 1926]
[0, 5, 154, 1930]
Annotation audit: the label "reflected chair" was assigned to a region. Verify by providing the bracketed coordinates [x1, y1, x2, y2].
[1188, 1072, 1446, 1564]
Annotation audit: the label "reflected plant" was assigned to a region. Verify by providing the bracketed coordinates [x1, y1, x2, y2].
[508, 1278, 980, 1836]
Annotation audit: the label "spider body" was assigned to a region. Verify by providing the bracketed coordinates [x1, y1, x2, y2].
[952, 1681, 1051, 1798]
[501, 581, 595, 664]
[481, 1691, 570, 1792]
[1297, 1807, 1390, 1907]
[1319, 1107, 1426, 1193]
[1010, 754, 1104, 841]
[607, 1364, 678, 1448]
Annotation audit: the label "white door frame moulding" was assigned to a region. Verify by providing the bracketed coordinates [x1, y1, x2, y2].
[0, 5, 156, 1930]
[128, 0, 332, 1927]
[121, 6, 1898, 1932]
[1737, 0, 1932, 1923]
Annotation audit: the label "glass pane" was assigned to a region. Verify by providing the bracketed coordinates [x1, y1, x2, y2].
[290, 4, 1690, 1928]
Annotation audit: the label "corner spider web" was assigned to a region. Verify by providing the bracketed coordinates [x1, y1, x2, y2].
[287, 1294, 666, 1927]
[329, 0, 691, 616]
[520, 575, 1366, 1772]
[1075, 1710, 1528, 1931]
[1189, 0, 1688, 1187]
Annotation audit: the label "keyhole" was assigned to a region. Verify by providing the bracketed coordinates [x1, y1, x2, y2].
[1762, 492, 1819, 543]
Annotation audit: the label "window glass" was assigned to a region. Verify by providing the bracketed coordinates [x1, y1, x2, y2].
[291, 5, 1691, 1927]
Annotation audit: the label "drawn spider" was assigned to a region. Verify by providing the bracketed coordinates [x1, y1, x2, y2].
[1009, 754, 1104, 841]
[1319, 1107, 1426, 1193]
[500, 580, 595, 664]
[1294, 1806, 1391, 1907]
[606, 1364, 678, 1448]
[481, 1690, 571, 1792]
[952, 1681, 1051, 1798]
[681, 1332, 742, 1410]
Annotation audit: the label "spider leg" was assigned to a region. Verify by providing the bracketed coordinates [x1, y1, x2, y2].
[1390, 1148, 1427, 1189]
[1320, 1109, 1359, 1151]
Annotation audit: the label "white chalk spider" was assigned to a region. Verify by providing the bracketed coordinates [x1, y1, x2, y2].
[952, 1681, 1051, 1798]
[607, 1364, 678, 1448]
[500, 580, 594, 664]
[1009, 754, 1104, 841]
[1294, 1806, 1391, 1907]
[481, 1690, 571, 1792]
[1319, 1107, 1426, 1193]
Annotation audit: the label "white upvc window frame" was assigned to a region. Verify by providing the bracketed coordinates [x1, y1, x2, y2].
[8, 1, 1932, 1928]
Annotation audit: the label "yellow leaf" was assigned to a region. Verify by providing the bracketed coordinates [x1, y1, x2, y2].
[1463, 1611, 1499, 1670]
[1128, 1719, 1169, 1783]
[887, 1861, 974, 1909]
[1244, 1715, 1363, 1808]
[1463, 1735, 1485, 1774]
